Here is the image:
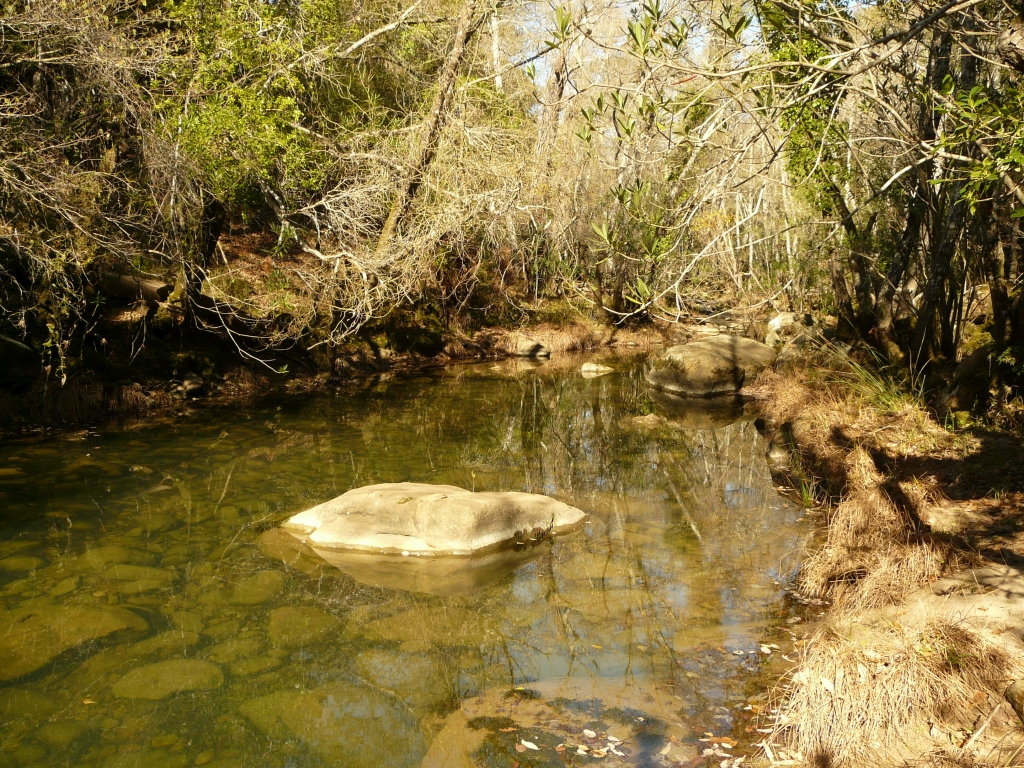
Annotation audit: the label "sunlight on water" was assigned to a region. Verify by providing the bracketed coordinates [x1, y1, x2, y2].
[0, 358, 807, 767]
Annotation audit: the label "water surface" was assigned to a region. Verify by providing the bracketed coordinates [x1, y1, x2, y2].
[0, 358, 806, 767]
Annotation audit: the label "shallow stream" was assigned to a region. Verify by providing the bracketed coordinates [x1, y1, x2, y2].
[0, 357, 807, 768]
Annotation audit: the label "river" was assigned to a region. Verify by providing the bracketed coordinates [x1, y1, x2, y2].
[0, 356, 808, 767]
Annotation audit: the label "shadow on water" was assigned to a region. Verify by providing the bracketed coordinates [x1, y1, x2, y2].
[0, 359, 807, 767]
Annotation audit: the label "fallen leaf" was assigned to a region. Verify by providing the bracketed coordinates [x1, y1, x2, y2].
[659, 743, 672, 756]
[515, 744, 527, 753]
[521, 740, 539, 750]
[607, 735, 621, 743]
[500, 727, 517, 732]
[583, 729, 597, 738]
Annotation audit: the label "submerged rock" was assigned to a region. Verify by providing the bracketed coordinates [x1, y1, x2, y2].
[0, 604, 148, 681]
[171, 611, 205, 633]
[312, 545, 550, 596]
[207, 636, 262, 664]
[34, 721, 92, 750]
[355, 648, 450, 709]
[645, 335, 777, 396]
[129, 630, 201, 657]
[49, 576, 80, 597]
[284, 482, 585, 555]
[238, 681, 425, 767]
[112, 659, 223, 700]
[230, 570, 285, 605]
[137, 513, 181, 533]
[230, 656, 282, 676]
[267, 606, 341, 648]
[0, 689, 58, 720]
[0, 555, 46, 571]
[423, 678, 694, 767]
[359, 605, 496, 647]
[72, 545, 156, 571]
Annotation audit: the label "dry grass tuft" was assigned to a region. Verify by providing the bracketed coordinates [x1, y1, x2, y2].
[0, 391, 14, 425]
[755, 363, 966, 609]
[759, 356, 1024, 767]
[108, 383, 149, 412]
[41, 377, 104, 423]
[776, 618, 1020, 767]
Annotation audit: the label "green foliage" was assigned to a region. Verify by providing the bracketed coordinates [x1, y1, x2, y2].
[938, 80, 1024, 215]
[159, 0, 340, 208]
[770, 37, 851, 216]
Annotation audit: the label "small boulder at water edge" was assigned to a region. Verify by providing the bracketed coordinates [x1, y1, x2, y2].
[645, 334, 777, 396]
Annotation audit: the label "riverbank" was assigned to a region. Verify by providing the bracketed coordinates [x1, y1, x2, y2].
[0, 313, 672, 435]
[753, 355, 1024, 767]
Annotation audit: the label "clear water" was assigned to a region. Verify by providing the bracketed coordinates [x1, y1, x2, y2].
[0, 358, 806, 768]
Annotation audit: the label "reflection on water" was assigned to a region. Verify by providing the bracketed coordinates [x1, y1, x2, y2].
[0, 359, 806, 767]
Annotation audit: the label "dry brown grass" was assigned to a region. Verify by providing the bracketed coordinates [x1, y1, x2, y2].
[108, 383, 173, 414]
[774, 618, 1021, 766]
[757, 358, 1024, 767]
[754, 364, 967, 610]
[41, 377, 104, 423]
[108, 383, 148, 412]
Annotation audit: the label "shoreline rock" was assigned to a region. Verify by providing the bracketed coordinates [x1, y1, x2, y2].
[645, 335, 777, 396]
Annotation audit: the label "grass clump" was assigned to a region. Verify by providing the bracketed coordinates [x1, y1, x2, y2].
[774, 619, 1020, 766]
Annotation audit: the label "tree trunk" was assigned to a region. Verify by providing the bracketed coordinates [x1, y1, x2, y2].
[375, 0, 482, 256]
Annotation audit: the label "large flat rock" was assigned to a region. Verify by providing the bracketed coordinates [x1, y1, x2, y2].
[645, 334, 777, 396]
[284, 482, 585, 555]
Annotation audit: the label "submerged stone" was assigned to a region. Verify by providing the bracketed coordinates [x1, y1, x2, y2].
[0, 555, 46, 571]
[0, 689, 58, 720]
[238, 681, 425, 767]
[49, 575, 80, 596]
[170, 611, 205, 633]
[361, 605, 496, 647]
[112, 659, 223, 700]
[129, 630, 201, 657]
[73, 546, 156, 571]
[207, 636, 262, 664]
[34, 721, 92, 750]
[284, 482, 585, 555]
[312, 546, 549, 596]
[104, 564, 175, 582]
[229, 570, 285, 605]
[0, 604, 148, 681]
[267, 606, 341, 648]
[230, 656, 282, 676]
[354, 648, 450, 709]
[137, 513, 181, 533]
